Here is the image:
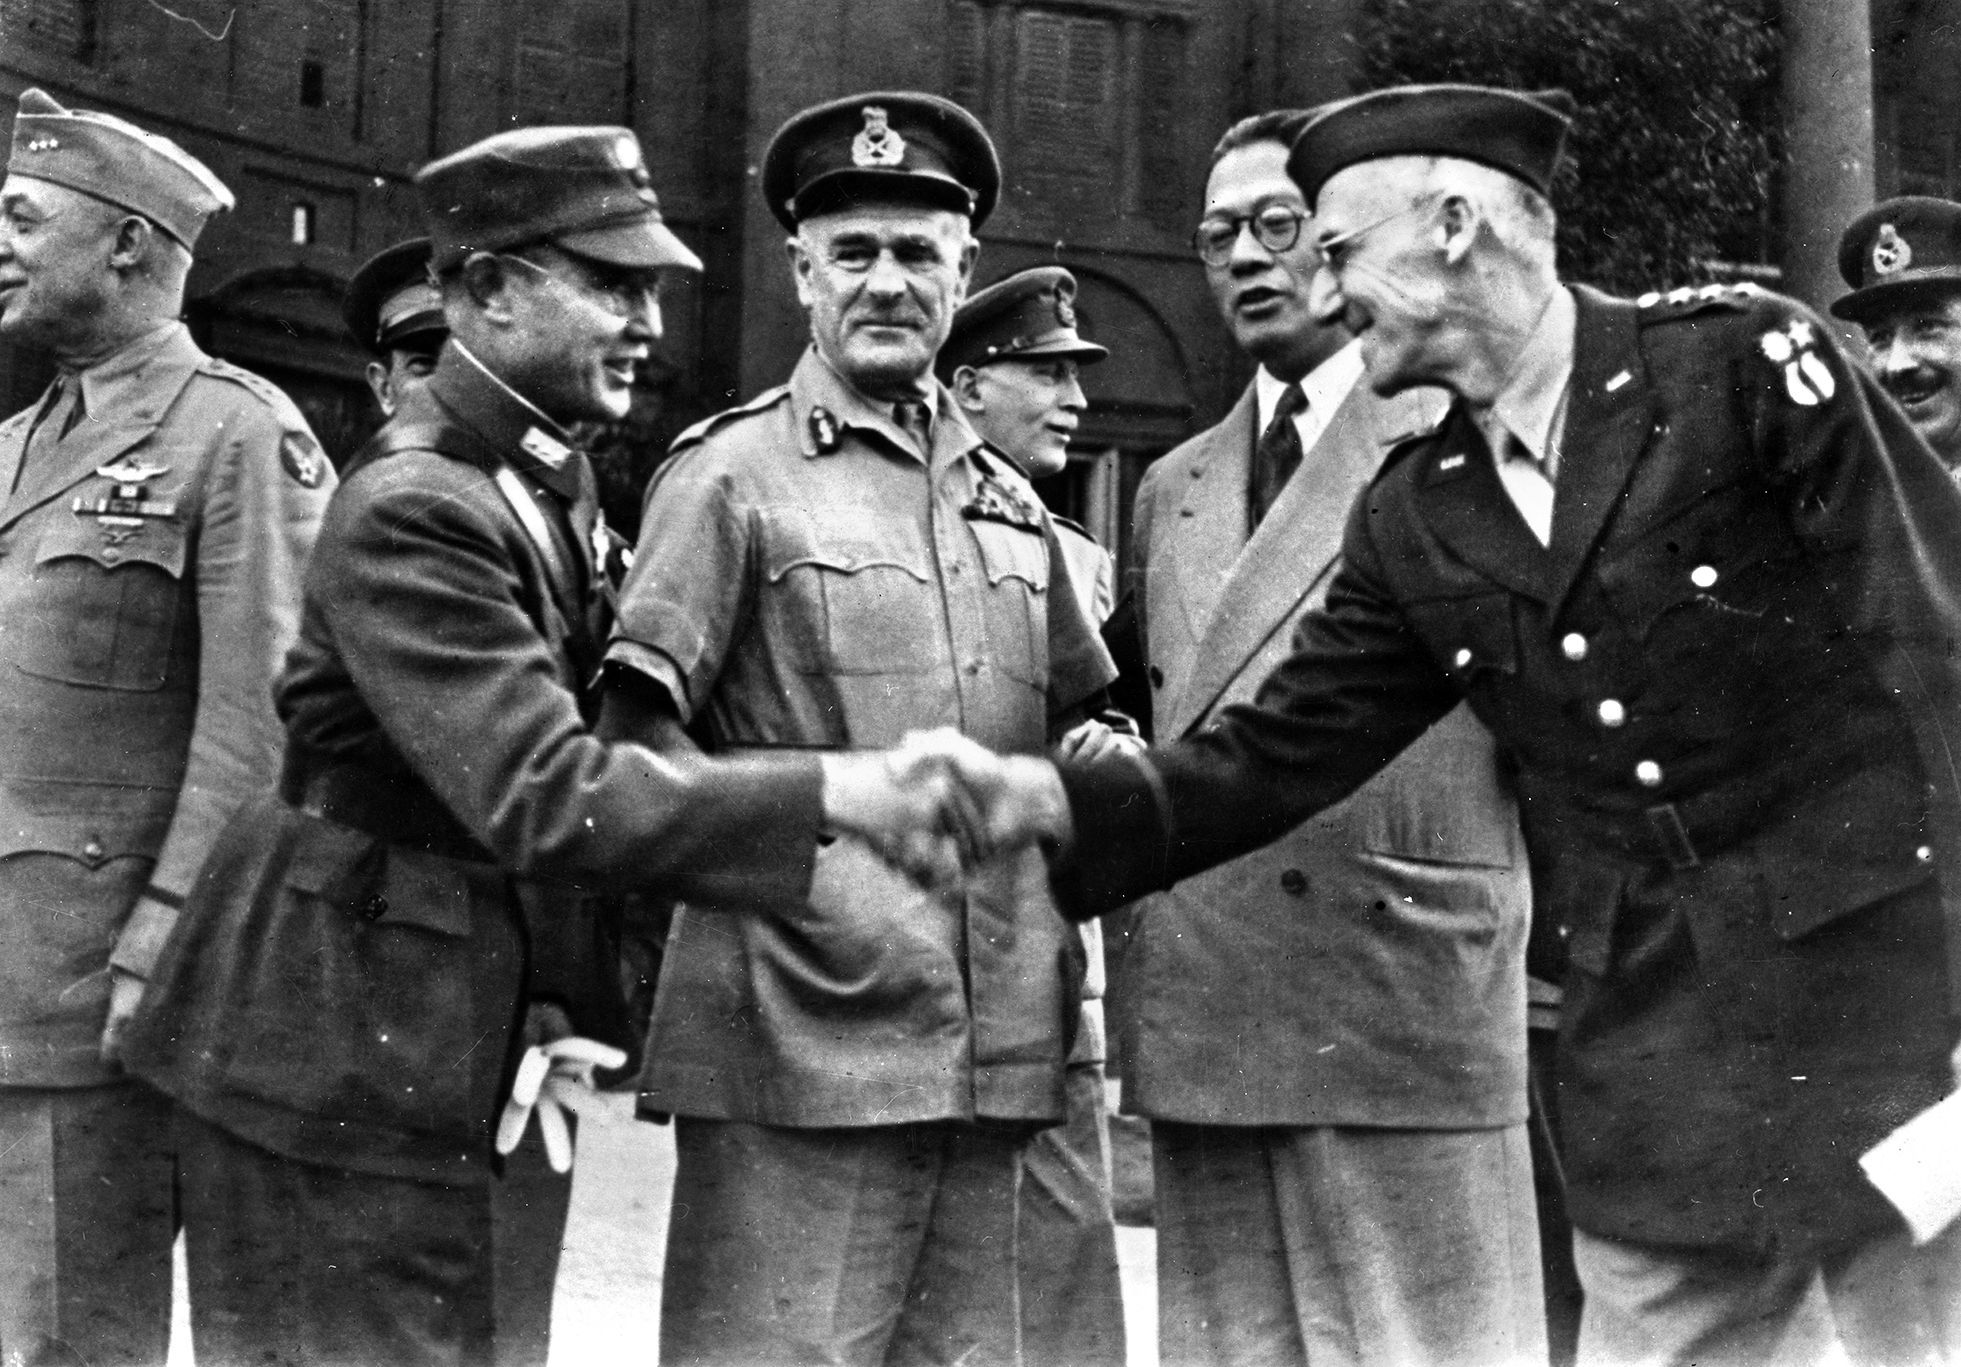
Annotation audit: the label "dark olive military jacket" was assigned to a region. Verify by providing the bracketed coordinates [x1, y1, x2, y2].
[1061, 284, 1961, 1260]
[126, 347, 825, 1183]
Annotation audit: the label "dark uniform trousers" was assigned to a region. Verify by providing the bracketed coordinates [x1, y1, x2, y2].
[1052, 284, 1961, 1362]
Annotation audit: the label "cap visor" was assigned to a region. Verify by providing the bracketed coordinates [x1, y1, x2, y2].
[556, 216, 703, 271]
[1829, 272, 1961, 322]
[1009, 338, 1110, 364]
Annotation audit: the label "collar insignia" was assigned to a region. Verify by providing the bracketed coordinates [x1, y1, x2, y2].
[852, 106, 907, 168]
[809, 405, 841, 454]
[1873, 223, 1911, 277]
[520, 427, 571, 468]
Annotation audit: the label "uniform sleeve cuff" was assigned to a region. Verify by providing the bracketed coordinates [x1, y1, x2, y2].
[110, 891, 183, 978]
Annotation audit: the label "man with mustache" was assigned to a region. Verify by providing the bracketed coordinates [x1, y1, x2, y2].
[941, 84, 1961, 1365]
[1112, 110, 1541, 1367]
[606, 93, 1115, 1366]
[124, 123, 955, 1366]
[1834, 197, 1961, 480]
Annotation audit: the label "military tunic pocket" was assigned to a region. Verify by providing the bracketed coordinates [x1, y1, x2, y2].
[968, 521, 1051, 690]
[15, 517, 189, 691]
[760, 508, 944, 676]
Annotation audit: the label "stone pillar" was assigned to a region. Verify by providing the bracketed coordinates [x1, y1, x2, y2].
[1779, 0, 1875, 320]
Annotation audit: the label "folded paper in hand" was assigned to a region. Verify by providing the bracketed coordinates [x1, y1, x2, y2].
[1859, 1089, 1961, 1245]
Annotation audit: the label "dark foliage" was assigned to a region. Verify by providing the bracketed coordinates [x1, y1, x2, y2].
[1354, 0, 1781, 295]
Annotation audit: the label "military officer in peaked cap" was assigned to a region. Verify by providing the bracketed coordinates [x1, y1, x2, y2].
[933, 82, 1961, 1366]
[343, 235, 447, 423]
[341, 233, 579, 1367]
[124, 122, 961, 1367]
[938, 264, 1131, 1367]
[1834, 196, 1961, 479]
[606, 94, 1115, 1366]
[0, 88, 334, 1365]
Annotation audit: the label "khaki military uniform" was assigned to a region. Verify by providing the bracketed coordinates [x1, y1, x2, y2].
[610, 348, 1114, 1366]
[0, 321, 331, 1366]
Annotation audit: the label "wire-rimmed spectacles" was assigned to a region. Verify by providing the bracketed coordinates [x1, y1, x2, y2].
[1191, 205, 1310, 266]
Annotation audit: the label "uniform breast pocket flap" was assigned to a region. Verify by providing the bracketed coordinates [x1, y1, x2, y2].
[760, 508, 941, 675]
[15, 515, 190, 691]
[968, 521, 1050, 594]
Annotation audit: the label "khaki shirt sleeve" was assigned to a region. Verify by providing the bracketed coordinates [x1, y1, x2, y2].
[111, 405, 335, 977]
[1042, 514, 1118, 719]
[606, 449, 751, 722]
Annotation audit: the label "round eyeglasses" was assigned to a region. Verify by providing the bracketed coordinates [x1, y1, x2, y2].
[1191, 206, 1310, 265]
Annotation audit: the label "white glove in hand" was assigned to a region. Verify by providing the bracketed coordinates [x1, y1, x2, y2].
[494, 1036, 628, 1173]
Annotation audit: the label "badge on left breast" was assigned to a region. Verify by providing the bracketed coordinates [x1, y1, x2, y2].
[72, 460, 178, 539]
[962, 473, 1044, 531]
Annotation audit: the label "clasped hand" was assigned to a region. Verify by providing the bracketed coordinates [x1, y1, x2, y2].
[819, 728, 1078, 890]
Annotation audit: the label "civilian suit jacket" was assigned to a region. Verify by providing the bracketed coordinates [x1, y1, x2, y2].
[126, 351, 825, 1183]
[1121, 367, 1530, 1130]
[1061, 284, 1961, 1259]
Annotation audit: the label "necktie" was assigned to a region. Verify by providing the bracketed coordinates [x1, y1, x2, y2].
[1489, 420, 1555, 546]
[1251, 382, 1307, 529]
[894, 400, 933, 458]
[13, 375, 78, 494]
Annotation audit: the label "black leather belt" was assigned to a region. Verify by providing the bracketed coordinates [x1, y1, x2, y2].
[278, 752, 492, 864]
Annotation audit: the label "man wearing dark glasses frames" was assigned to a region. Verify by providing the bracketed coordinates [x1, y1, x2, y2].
[1118, 108, 1538, 1367]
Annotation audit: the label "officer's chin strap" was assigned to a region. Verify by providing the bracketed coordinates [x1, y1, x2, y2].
[495, 1036, 629, 1172]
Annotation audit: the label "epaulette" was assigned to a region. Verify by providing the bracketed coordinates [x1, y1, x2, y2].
[198, 356, 310, 429]
[1051, 512, 1092, 540]
[1632, 280, 1767, 323]
[669, 384, 791, 454]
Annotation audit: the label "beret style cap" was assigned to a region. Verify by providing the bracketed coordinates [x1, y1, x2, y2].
[415, 125, 702, 273]
[761, 91, 1000, 231]
[343, 237, 446, 356]
[6, 87, 233, 249]
[1831, 197, 1961, 322]
[1288, 83, 1577, 207]
[937, 265, 1107, 379]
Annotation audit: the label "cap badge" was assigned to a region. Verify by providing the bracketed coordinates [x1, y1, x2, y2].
[1054, 293, 1076, 329]
[851, 106, 907, 169]
[1873, 223, 1911, 277]
[614, 133, 641, 171]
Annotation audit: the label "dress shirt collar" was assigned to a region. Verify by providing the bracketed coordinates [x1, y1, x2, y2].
[1254, 340, 1364, 434]
[70, 322, 194, 425]
[789, 347, 981, 464]
[428, 339, 582, 500]
[1482, 285, 1576, 473]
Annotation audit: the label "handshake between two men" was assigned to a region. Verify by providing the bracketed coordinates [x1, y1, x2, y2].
[820, 724, 1137, 890]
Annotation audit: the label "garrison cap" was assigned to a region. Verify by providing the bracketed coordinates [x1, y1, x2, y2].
[937, 266, 1107, 380]
[1288, 84, 1577, 207]
[1830, 197, 1961, 322]
[761, 91, 1000, 232]
[415, 125, 703, 274]
[343, 238, 446, 356]
[5, 87, 233, 249]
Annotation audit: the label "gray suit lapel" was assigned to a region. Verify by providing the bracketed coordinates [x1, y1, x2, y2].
[1169, 380, 1440, 737]
[1153, 386, 1258, 713]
